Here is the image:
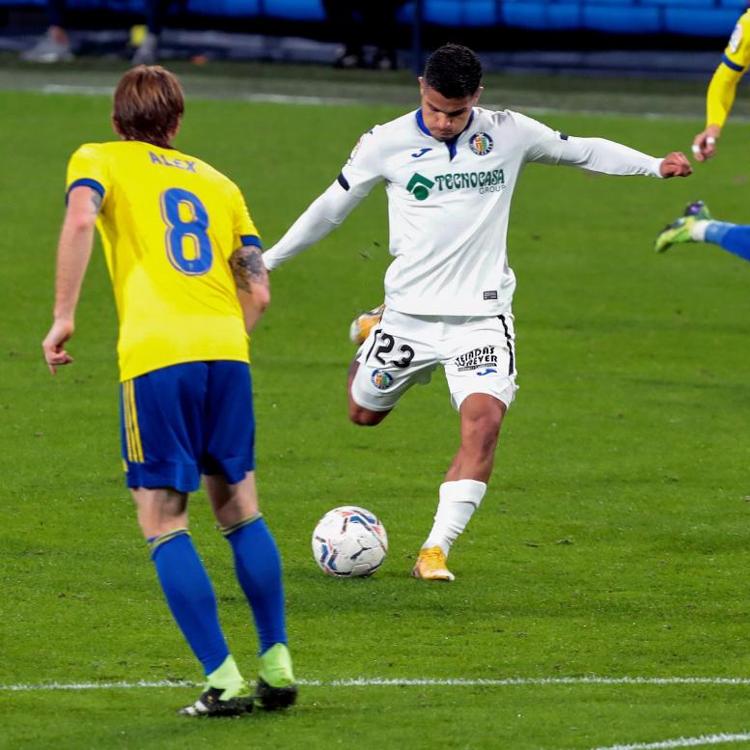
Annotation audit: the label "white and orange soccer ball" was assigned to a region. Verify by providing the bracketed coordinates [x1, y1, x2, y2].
[311, 506, 388, 577]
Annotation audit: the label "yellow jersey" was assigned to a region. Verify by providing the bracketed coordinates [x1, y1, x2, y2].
[706, 9, 750, 128]
[66, 140, 259, 381]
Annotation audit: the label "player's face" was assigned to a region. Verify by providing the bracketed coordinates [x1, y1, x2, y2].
[419, 80, 482, 141]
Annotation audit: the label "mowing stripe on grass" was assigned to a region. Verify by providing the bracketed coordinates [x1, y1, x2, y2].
[4, 676, 750, 691]
[34, 82, 739, 122]
[591, 731, 750, 749]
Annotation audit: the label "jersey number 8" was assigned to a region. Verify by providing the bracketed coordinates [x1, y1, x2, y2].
[160, 187, 213, 275]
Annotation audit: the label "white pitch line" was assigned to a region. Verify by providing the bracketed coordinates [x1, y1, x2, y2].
[40, 83, 357, 106]
[591, 732, 750, 749]
[42, 83, 114, 96]
[34, 81, 743, 122]
[4, 676, 750, 692]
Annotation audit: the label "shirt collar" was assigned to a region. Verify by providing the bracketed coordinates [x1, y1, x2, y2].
[415, 109, 476, 161]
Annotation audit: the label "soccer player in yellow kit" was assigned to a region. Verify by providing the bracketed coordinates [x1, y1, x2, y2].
[657, 8, 750, 260]
[41, 66, 296, 717]
[692, 5, 750, 161]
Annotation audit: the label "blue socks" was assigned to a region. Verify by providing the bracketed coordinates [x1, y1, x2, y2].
[223, 515, 288, 654]
[704, 221, 750, 262]
[149, 515, 287, 678]
[150, 530, 230, 676]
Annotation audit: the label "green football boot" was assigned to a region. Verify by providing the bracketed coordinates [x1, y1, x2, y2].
[255, 643, 298, 710]
[655, 201, 712, 253]
[683, 200, 712, 221]
[179, 680, 254, 717]
[179, 655, 253, 717]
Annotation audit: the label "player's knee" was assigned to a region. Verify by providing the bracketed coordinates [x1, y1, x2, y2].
[464, 411, 503, 452]
[348, 404, 386, 426]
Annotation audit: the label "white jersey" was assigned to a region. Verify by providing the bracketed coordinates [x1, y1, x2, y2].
[262, 106, 663, 316]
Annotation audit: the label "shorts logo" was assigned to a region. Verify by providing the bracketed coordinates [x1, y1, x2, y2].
[469, 132, 494, 156]
[476, 368, 497, 376]
[371, 369, 393, 390]
[406, 172, 435, 201]
[455, 346, 498, 373]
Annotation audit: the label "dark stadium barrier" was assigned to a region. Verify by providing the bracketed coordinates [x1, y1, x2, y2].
[0, 0, 745, 37]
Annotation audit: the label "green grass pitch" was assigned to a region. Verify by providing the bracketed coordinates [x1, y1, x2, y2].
[2, 78, 750, 749]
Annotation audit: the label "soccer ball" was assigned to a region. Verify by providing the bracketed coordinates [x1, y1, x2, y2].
[311, 506, 388, 577]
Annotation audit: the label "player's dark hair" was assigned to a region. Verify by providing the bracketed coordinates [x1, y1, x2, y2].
[423, 43, 482, 99]
[112, 65, 184, 148]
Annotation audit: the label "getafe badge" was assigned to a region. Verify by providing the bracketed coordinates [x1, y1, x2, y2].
[371, 369, 393, 390]
[469, 132, 494, 156]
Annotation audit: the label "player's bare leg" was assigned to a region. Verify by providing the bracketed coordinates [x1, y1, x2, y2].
[347, 359, 391, 426]
[446, 393, 506, 482]
[414, 394, 506, 581]
[205, 471, 259, 527]
[132, 486, 188, 539]
[207, 472, 297, 711]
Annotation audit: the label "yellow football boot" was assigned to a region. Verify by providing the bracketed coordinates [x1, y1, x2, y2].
[349, 304, 385, 345]
[411, 546, 455, 582]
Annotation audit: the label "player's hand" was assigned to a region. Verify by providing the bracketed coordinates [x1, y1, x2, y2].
[691, 126, 721, 162]
[42, 318, 75, 375]
[660, 152, 692, 178]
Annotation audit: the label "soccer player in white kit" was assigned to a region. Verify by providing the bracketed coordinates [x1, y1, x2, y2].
[263, 44, 692, 581]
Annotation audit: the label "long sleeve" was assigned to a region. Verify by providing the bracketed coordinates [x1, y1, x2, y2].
[519, 112, 662, 177]
[263, 127, 385, 271]
[547, 135, 662, 177]
[262, 180, 366, 270]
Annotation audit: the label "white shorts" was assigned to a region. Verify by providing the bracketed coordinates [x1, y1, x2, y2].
[351, 308, 518, 412]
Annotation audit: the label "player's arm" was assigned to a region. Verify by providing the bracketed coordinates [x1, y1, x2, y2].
[556, 136, 691, 178]
[262, 129, 384, 271]
[694, 13, 750, 161]
[229, 244, 270, 334]
[41, 185, 100, 374]
[262, 180, 368, 270]
[522, 116, 691, 179]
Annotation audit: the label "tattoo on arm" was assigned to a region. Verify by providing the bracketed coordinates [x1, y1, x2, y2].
[230, 246, 268, 292]
[90, 190, 102, 214]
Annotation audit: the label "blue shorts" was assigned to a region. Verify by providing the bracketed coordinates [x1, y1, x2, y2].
[120, 361, 255, 493]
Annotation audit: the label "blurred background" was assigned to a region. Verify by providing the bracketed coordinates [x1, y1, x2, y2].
[1, 0, 747, 77]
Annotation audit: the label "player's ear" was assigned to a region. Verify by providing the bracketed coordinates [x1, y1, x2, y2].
[418, 76, 425, 96]
[473, 85, 484, 105]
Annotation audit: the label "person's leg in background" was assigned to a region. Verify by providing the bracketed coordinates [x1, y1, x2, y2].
[21, 0, 74, 63]
[323, 0, 366, 68]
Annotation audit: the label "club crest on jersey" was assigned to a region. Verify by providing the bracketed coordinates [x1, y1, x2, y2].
[469, 132, 494, 156]
[371, 369, 393, 390]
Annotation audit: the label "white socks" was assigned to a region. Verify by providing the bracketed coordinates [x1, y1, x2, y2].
[422, 479, 487, 556]
[691, 220, 709, 242]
